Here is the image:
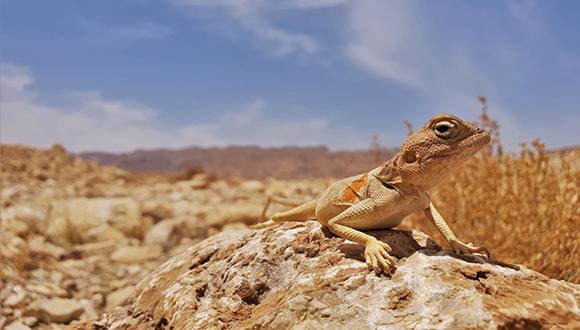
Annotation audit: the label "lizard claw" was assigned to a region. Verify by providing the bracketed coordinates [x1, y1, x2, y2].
[449, 239, 491, 258]
[364, 239, 397, 276]
[250, 219, 277, 230]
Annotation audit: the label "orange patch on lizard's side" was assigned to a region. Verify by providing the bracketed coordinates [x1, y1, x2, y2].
[342, 172, 368, 203]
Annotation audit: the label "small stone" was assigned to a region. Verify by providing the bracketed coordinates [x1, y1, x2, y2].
[144, 218, 184, 251]
[28, 298, 84, 323]
[140, 202, 174, 222]
[105, 286, 134, 312]
[25, 283, 68, 298]
[22, 317, 38, 327]
[80, 299, 98, 320]
[4, 321, 31, 330]
[239, 180, 265, 192]
[110, 245, 162, 264]
[3, 220, 30, 237]
[4, 286, 26, 306]
[84, 224, 127, 243]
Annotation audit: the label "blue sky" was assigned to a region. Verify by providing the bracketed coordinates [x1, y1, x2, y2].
[1, 0, 579, 152]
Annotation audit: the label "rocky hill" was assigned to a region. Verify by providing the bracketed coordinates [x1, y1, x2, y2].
[80, 146, 397, 179]
[1, 144, 129, 188]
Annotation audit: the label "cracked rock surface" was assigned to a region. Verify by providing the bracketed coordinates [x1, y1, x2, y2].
[76, 221, 580, 329]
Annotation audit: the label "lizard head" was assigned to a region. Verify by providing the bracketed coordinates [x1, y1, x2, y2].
[378, 114, 490, 190]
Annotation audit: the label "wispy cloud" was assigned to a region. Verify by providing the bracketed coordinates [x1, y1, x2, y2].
[169, 0, 346, 56]
[0, 63, 360, 152]
[109, 21, 174, 39]
[346, 1, 424, 87]
[343, 0, 542, 148]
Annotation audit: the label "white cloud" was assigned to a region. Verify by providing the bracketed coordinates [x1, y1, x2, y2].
[0, 63, 362, 152]
[346, 1, 424, 87]
[170, 0, 346, 56]
[0, 63, 33, 93]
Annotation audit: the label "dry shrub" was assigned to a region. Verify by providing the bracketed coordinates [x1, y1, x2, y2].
[403, 107, 580, 283]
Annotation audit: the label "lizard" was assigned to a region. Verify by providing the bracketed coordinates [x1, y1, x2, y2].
[252, 113, 491, 275]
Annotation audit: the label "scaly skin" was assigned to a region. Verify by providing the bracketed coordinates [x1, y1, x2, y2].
[253, 114, 491, 275]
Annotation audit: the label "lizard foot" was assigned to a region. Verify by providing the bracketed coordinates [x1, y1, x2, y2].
[364, 239, 397, 275]
[250, 219, 277, 230]
[449, 239, 491, 258]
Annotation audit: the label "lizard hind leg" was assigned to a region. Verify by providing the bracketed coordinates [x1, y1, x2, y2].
[252, 196, 317, 229]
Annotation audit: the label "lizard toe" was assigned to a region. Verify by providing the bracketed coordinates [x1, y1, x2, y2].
[365, 253, 373, 270]
[378, 240, 393, 253]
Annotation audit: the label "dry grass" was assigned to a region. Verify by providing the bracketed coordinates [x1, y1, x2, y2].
[403, 106, 580, 283]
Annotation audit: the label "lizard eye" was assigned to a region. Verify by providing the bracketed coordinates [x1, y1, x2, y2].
[434, 121, 458, 139]
[404, 149, 417, 163]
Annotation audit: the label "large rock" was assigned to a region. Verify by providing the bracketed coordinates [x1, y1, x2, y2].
[46, 198, 141, 246]
[77, 221, 580, 329]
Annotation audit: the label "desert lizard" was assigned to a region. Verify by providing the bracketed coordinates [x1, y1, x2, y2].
[253, 114, 491, 275]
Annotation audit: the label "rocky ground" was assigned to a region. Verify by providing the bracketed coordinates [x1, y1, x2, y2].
[0, 144, 328, 329]
[1, 144, 579, 329]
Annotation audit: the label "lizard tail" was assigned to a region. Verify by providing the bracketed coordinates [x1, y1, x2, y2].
[252, 197, 317, 229]
[271, 199, 318, 222]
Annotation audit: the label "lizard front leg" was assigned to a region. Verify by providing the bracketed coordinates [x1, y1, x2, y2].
[327, 199, 397, 275]
[423, 202, 490, 257]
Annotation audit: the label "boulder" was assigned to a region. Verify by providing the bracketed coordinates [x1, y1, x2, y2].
[80, 222, 580, 329]
[46, 198, 141, 246]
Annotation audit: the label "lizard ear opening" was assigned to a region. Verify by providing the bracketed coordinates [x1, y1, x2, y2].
[373, 156, 403, 186]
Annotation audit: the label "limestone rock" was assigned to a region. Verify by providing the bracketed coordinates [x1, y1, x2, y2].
[239, 180, 265, 193]
[27, 297, 83, 324]
[2, 220, 30, 237]
[140, 202, 174, 222]
[105, 286, 135, 312]
[3, 285, 26, 307]
[46, 198, 141, 246]
[0, 232, 30, 278]
[1, 204, 47, 234]
[144, 218, 184, 251]
[4, 321, 31, 330]
[84, 222, 580, 329]
[110, 245, 162, 264]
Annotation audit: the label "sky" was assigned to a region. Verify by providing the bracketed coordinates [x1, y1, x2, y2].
[1, 0, 579, 152]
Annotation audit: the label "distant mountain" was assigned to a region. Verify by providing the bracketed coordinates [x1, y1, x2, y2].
[80, 145, 398, 180]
